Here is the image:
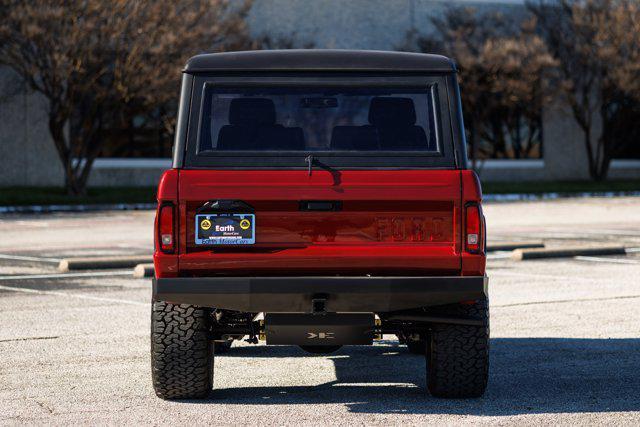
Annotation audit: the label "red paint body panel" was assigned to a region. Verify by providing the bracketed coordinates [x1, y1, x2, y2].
[460, 170, 486, 276]
[178, 245, 458, 276]
[153, 168, 487, 278]
[171, 170, 466, 276]
[156, 169, 179, 200]
[154, 170, 179, 278]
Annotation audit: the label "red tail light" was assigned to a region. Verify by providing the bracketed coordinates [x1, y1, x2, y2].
[465, 203, 483, 254]
[158, 203, 175, 253]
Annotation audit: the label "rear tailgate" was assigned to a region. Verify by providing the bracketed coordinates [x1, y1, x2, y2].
[178, 169, 461, 276]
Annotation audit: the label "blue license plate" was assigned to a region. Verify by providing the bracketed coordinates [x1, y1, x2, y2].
[195, 214, 255, 245]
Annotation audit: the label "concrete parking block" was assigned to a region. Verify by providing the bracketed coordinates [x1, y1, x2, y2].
[487, 241, 544, 252]
[512, 246, 627, 261]
[58, 255, 152, 272]
[133, 263, 154, 278]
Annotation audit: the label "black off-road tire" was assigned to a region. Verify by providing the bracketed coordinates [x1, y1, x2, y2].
[426, 299, 489, 398]
[151, 301, 213, 400]
[406, 339, 427, 355]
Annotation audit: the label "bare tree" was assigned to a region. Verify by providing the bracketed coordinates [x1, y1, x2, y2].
[0, 0, 254, 194]
[410, 8, 555, 166]
[528, 0, 640, 180]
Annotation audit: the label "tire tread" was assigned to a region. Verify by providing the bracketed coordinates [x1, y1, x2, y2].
[151, 301, 212, 400]
[427, 299, 489, 398]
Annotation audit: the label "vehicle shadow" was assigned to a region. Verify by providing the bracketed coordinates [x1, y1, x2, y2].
[202, 337, 640, 415]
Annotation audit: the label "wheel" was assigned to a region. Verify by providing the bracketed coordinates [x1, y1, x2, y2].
[151, 301, 213, 400]
[406, 339, 426, 355]
[299, 345, 342, 354]
[426, 299, 489, 398]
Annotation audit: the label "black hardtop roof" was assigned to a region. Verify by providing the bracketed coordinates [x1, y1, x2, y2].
[184, 49, 456, 73]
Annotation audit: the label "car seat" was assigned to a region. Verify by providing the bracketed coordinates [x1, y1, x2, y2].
[367, 97, 430, 151]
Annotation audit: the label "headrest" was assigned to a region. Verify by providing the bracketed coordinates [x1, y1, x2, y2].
[368, 97, 417, 127]
[228, 98, 276, 126]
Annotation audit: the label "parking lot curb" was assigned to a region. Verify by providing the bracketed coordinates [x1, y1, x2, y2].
[487, 241, 544, 252]
[0, 203, 156, 214]
[483, 191, 640, 203]
[58, 255, 153, 272]
[511, 246, 627, 261]
[133, 263, 155, 278]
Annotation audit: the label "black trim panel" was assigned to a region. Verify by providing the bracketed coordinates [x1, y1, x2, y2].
[152, 275, 488, 313]
[184, 50, 456, 73]
[172, 74, 193, 168]
[184, 75, 456, 169]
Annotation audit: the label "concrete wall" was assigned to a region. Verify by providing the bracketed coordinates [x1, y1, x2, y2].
[0, 67, 64, 186]
[247, 0, 527, 50]
[1, 0, 638, 188]
[538, 96, 640, 181]
[87, 159, 170, 187]
[542, 97, 594, 181]
[475, 160, 547, 182]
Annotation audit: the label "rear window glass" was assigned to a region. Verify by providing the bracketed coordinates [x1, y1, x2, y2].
[197, 86, 440, 153]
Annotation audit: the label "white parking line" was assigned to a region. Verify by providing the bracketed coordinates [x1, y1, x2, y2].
[0, 253, 60, 263]
[575, 256, 640, 265]
[490, 270, 603, 283]
[487, 252, 512, 260]
[493, 294, 640, 308]
[0, 271, 132, 281]
[116, 243, 153, 250]
[0, 283, 146, 306]
[0, 242, 150, 251]
[589, 229, 640, 237]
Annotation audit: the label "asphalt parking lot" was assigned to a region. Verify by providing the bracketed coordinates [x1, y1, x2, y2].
[1, 196, 639, 425]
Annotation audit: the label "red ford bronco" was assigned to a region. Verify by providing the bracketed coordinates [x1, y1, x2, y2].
[152, 50, 488, 399]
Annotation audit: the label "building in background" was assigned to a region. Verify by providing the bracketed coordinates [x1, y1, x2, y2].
[1, 0, 638, 187]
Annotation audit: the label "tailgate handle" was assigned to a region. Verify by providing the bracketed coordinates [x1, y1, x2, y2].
[196, 200, 255, 213]
[299, 201, 342, 211]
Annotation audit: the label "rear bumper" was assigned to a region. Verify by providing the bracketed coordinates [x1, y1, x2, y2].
[152, 275, 488, 313]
